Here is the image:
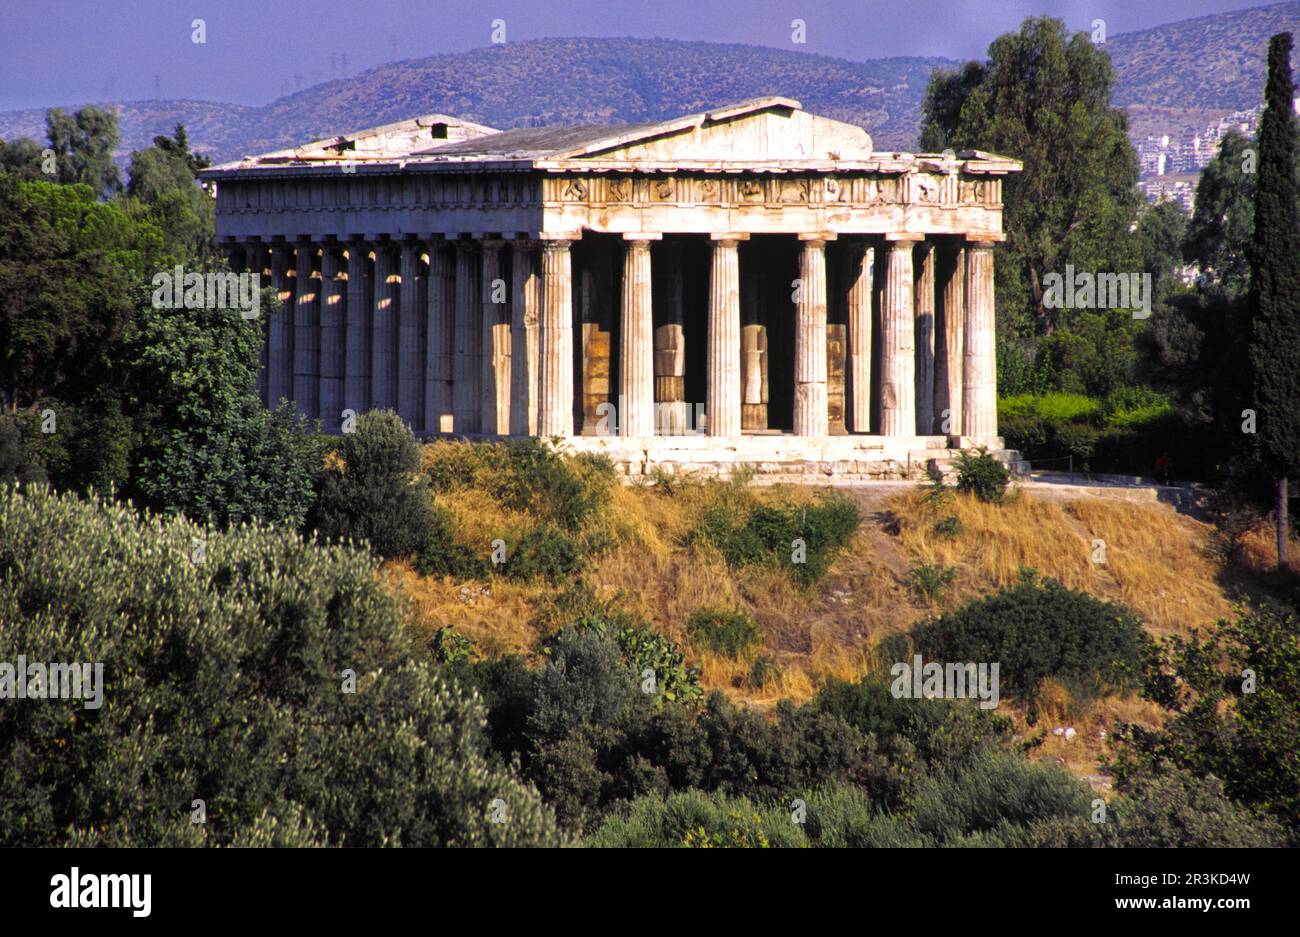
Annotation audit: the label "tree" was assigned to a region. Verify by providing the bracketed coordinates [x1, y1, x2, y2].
[1184, 129, 1256, 292]
[127, 124, 215, 259]
[0, 136, 46, 181]
[919, 17, 1142, 350]
[0, 175, 163, 410]
[0, 484, 562, 846]
[126, 277, 320, 528]
[1247, 32, 1300, 567]
[310, 410, 439, 558]
[44, 106, 121, 198]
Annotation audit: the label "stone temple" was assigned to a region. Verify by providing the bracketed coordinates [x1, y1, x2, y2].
[202, 97, 1023, 480]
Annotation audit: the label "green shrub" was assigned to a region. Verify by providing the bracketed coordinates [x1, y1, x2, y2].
[933, 515, 964, 538]
[414, 505, 487, 579]
[897, 579, 1152, 717]
[1107, 771, 1285, 848]
[429, 626, 474, 665]
[311, 410, 438, 559]
[954, 447, 1010, 504]
[696, 490, 861, 587]
[503, 524, 589, 583]
[686, 606, 763, 659]
[585, 789, 803, 848]
[905, 561, 957, 604]
[0, 484, 561, 846]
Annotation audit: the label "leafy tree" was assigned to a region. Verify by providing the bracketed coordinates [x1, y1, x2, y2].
[126, 278, 320, 528]
[127, 124, 215, 259]
[1110, 603, 1300, 843]
[1183, 129, 1256, 292]
[919, 17, 1142, 342]
[0, 136, 47, 181]
[0, 175, 163, 410]
[44, 106, 121, 198]
[1247, 32, 1300, 567]
[0, 484, 562, 846]
[310, 410, 438, 557]
[1135, 198, 1189, 305]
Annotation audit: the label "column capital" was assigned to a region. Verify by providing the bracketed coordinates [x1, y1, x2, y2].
[798, 232, 838, 242]
[965, 234, 1004, 246]
[709, 232, 750, 242]
[622, 232, 663, 242]
[885, 233, 926, 244]
[540, 238, 574, 252]
[537, 231, 581, 243]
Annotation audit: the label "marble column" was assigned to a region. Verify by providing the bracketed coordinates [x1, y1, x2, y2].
[452, 240, 481, 433]
[371, 242, 399, 411]
[707, 235, 744, 437]
[397, 240, 424, 429]
[845, 241, 873, 433]
[963, 239, 998, 439]
[480, 240, 510, 435]
[424, 240, 455, 434]
[619, 237, 656, 437]
[344, 240, 371, 416]
[509, 240, 541, 436]
[914, 240, 936, 435]
[293, 242, 320, 419]
[794, 235, 830, 437]
[243, 241, 269, 406]
[539, 238, 574, 437]
[880, 238, 919, 437]
[269, 244, 294, 407]
[318, 244, 346, 432]
[935, 241, 965, 436]
[654, 241, 687, 435]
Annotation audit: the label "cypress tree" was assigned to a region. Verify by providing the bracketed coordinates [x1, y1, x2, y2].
[1248, 32, 1300, 566]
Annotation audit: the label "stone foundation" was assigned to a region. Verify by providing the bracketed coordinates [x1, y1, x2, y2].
[554, 434, 1023, 483]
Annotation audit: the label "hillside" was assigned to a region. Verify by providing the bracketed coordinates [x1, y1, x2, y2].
[1108, 0, 1300, 110]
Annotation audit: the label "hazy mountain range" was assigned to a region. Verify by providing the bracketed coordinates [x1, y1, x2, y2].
[1, 2, 1296, 162]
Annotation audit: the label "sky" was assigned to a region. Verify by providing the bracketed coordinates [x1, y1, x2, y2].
[0, 0, 1278, 111]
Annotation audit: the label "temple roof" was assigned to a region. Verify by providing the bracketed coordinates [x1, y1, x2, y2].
[203, 97, 1021, 177]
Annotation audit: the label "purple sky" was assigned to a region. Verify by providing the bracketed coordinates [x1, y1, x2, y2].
[0, 0, 1276, 111]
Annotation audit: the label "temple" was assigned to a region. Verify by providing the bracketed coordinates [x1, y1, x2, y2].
[201, 97, 1023, 479]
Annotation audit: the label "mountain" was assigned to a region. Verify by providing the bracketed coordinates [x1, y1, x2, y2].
[1109, 1, 1299, 110]
[0, 3, 1296, 163]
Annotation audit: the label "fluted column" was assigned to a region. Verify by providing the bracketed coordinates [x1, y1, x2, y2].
[370, 242, 399, 411]
[452, 240, 481, 433]
[344, 240, 371, 416]
[539, 239, 574, 437]
[706, 236, 744, 436]
[794, 235, 829, 437]
[479, 240, 510, 435]
[880, 238, 919, 437]
[268, 244, 294, 407]
[395, 240, 424, 428]
[845, 241, 872, 433]
[963, 239, 998, 439]
[620, 237, 656, 437]
[509, 240, 541, 436]
[914, 240, 936, 434]
[424, 241, 454, 434]
[935, 241, 965, 436]
[319, 244, 346, 432]
[293, 242, 321, 419]
[244, 241, 269, 406]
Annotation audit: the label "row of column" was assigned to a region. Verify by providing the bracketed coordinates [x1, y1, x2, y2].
[242, 236, 544, 436]
[238, 232, 997, 439]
